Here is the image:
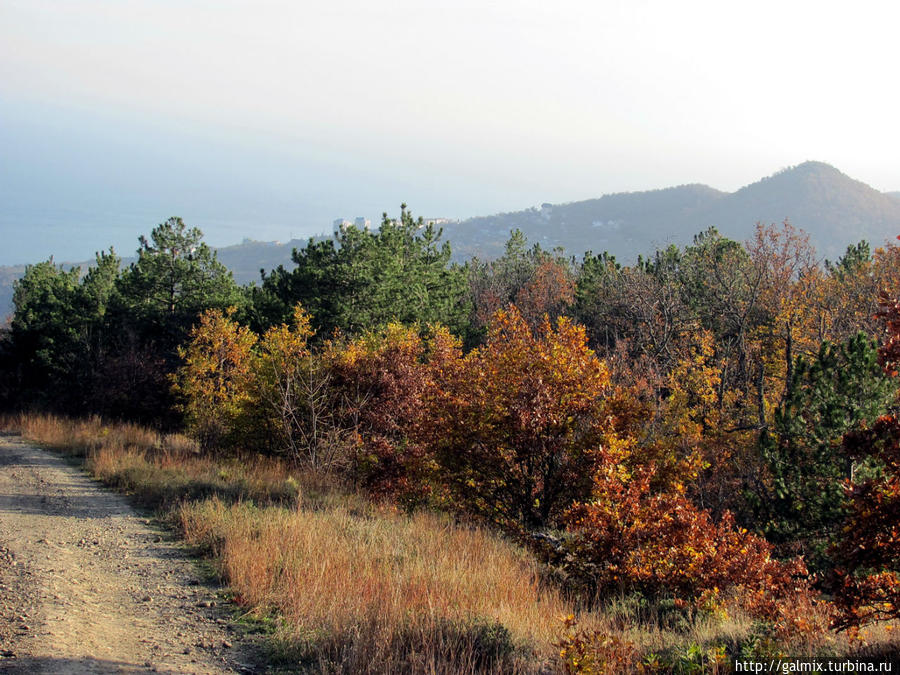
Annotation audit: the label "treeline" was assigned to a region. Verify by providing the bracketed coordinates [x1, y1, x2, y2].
[3, 208, 900, 649]
[0, 218, 242, 423]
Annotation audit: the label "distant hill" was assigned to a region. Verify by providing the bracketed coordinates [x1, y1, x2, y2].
[0, 265, 25, 325]
[209, 238, 309, 285]
[444, 162, 900, 262]
[3, 162, 900, 320]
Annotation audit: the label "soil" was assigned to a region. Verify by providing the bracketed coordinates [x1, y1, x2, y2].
[0, 434, 264, 674]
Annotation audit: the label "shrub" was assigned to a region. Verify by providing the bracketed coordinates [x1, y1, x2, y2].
[172, 307, 257, 450]
[553, 464, 825, 644]
[422, 306, 612, 531]
[326, 323, 441, 503]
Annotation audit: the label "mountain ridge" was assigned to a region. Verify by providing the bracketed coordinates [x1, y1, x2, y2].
[444, 161, 900, 261]
[2, 161, 899, 320]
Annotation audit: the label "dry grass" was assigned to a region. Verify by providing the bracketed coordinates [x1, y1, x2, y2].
[3, 413, 898, 672]
[180, 498, 567, 672]
[6, 412, 163, 456]
[176, 494, 772, 672]
[1, 412, 332, 510]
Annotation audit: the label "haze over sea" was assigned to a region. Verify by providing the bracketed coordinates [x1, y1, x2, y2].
[3, 1, 900, 266]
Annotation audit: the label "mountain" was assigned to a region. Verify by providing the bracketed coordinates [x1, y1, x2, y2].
[3, 162, 900, 321]
[443, 162, 900, 261]
[208, 238, 309, 285]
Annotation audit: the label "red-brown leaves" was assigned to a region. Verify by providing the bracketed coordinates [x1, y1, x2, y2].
[422, 305, 611, 530]
[327, 324, 437, 503]
[876, 291, 900, 378]
[561, 464, 823, 641]
[515, 258, 576, 329]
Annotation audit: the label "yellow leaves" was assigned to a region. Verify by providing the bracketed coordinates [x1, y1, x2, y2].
[260, 303, 314, 365]
[423, 304, 619, 528]
[173, 307, 258, 449]
[662, 328, 722, 438]
[291, 303, 313, 340]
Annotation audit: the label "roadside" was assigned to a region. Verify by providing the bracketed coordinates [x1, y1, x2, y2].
[0, 433, 263, 674]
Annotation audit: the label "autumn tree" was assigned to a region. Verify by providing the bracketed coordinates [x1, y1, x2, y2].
[747, 222, 821, 408]
[466, 231, 575, 344]
[422, 306, 612, 531]
[515, 258, 576, 328]
[172, 307, 257, 450]
[326, 323, 450, 502]
[679, 227, 768, 428]
[550, 464, 823, 642]
[252, 304, 346, 468]
[623, 246, 693, 370]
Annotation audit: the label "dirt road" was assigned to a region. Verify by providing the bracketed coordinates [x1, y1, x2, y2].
[0, 434, 262, 674]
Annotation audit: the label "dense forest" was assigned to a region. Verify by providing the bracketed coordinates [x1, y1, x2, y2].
[3, 208, 900, 667]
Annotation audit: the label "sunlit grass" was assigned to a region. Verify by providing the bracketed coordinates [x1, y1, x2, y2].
[4, 413, 898, 672]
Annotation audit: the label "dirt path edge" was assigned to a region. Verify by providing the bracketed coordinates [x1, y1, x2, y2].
[0, 433, 265, 674]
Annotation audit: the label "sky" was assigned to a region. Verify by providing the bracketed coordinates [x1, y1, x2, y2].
[2, 0, 899, 264]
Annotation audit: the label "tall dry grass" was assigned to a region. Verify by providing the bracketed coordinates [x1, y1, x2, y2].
[180, 498, 572, 672]
[4, 413, 896, 671]
[1, 412, 323, 509]
[5, 412, 163, 456]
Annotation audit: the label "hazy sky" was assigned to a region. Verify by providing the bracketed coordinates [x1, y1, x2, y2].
[2, 0, 899, 264]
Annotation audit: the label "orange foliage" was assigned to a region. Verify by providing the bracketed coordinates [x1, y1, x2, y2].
[172, 307, 257, 449]
[560, 464, 824, 642]
[422, 305, 612, 530]
[326, 323, 444, 503]
[515, 258, 576, 329]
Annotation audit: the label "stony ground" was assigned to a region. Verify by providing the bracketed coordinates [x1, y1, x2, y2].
[0, 434, 264, 674]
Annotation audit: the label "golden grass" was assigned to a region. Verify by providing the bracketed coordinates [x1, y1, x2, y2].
[6, 412, 163, 456]
[4, 413, 898, 672]
[176, 493, 775, 672]
[1, 412, 325, 509]
[180, 498, 569, 672]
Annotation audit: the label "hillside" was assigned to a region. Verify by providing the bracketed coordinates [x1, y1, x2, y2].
[210, 237, 309, 285]
[3, 161, 900, 321]
[445, 161, 900, 261]
[447, 183, 727, 259]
